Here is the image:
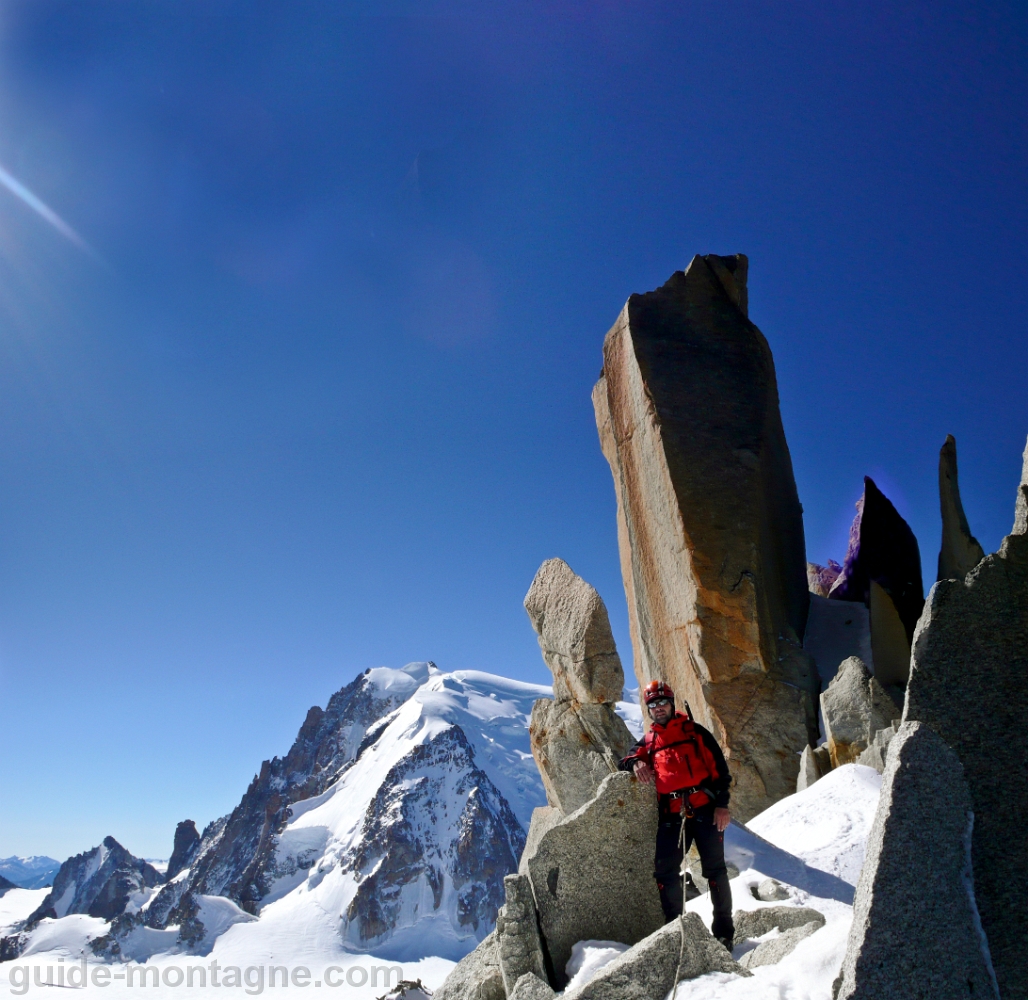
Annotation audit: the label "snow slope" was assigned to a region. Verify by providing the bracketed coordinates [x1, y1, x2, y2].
[667, 765, 882, 1000]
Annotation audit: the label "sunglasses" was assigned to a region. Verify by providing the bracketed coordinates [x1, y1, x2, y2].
[648, 698, 673, 708]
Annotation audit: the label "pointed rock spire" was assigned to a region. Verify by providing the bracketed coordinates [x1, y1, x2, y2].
[828, 477, 924, 645]
[937, 435, 984, 581]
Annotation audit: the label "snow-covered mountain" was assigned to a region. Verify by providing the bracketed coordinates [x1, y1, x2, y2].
[135, 663, 560, 961]
[26, 839, 162, 926]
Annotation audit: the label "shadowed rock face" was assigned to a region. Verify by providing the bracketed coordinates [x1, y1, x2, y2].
[835, 723, 996, 1000]
[592, 254, 817, 820]
[166, 820, 201, 881]
[340, 725, 526, 950]
[26, 837, 163, 927]
[828, 477, 924, 645]
[937, 434, 985, 582]
[903, 530, 1028, 1000]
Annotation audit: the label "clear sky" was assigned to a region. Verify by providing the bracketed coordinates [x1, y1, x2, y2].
[0, 2, 1025, 861]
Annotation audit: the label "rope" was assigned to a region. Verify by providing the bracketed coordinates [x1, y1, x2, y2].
[670, 812, 689, 1000]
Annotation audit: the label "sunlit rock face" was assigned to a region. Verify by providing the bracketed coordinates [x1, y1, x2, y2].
[523, 558, 634, 815]
[593, 254, 818, 820]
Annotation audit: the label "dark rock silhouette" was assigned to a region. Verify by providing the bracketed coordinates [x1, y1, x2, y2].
[165, 820, 201, 881]
[828, 477, 924, 646]
[937, 435, 984, 582]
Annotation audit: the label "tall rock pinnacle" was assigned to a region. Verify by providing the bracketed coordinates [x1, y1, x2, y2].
[592, 254, 818, 820]
[523, 558, 634, 815]
[937, 434, 984, 582]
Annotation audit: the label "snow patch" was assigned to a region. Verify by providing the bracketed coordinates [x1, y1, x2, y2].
[565, 939, 631, 991]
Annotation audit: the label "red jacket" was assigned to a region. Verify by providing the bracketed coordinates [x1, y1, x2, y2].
[620, 712, 731, 807]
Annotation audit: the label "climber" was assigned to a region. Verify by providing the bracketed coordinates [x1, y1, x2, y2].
[619, 680, 735, 950]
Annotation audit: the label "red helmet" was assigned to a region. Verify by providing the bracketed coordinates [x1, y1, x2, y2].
[643, 680, 675, 706]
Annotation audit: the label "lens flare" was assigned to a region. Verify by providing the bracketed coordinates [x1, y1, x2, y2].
[0, 161, 97, 258]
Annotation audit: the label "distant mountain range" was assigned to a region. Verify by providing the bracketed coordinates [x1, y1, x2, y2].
[0, 857, 60, 890]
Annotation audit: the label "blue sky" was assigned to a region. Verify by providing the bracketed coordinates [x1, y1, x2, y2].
[0, 1, 1025, 861]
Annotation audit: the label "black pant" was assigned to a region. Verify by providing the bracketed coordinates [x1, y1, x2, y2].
[654, 802, 733, 941]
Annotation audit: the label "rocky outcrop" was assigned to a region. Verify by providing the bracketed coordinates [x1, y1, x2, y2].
[854, 723, 898, 775]
[937, 435, 985, 582]
[741, 921, 820, 969]
[564, 913, 748, 999]
[806, 560, 842, 598]
[524, 560, 634, 815]
[796, 744, 832, 791]
[834, 722, 996, 1000]
[432, 931, 506, 1000]
[521, 772, 663, 988]
[735, 905, 825, 968]
[820, 658, 900, 769]
[166, 820, 201, 881]
[735, 905, 825, 940]
[754, 878, 790, 902]
[339, 725, 526, 950]
[0, 875, 17, 896]
[494, 875, 547, 994]
[828, 477, 924, 654]
[26, 837, 162, 927]
[509, 974, 555, 1000]
[903, 527, 1028, 1000]
[1015, 434, 1028, 535]
[592, 254, 818, 820]
[527, 701, 631, 815]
